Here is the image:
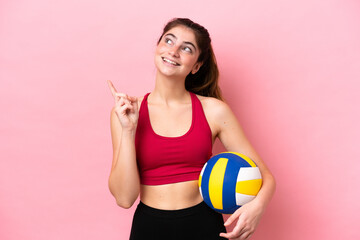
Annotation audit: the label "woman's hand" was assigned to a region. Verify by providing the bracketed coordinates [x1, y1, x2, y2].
[107, 80, 139, 131]
[220, 200, 264, 240]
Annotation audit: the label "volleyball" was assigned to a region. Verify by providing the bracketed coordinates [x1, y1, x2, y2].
[199, 152, 262, 214]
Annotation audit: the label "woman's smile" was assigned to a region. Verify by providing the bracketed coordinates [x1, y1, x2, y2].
[161, 57, 180, 66]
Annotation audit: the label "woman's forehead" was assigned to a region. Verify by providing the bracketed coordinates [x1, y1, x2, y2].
[164, 26, 198, 44]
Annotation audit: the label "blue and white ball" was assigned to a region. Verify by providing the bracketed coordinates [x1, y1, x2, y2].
[199, 152, 262, 214]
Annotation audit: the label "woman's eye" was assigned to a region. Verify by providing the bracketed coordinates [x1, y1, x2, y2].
[165, 38, 173, 44]
[183, 46, 192, 53]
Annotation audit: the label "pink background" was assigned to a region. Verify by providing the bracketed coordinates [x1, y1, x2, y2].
[1, 0, 360, 239]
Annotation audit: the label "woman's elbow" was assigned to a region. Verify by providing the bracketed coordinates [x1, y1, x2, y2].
[108, 175, 140, 209]
[116, 197, 136, 209]
[116, 200, 132, 209]
[108, 186, 138, 209]
[109, 186, 138, 209]
[266, 172, 277, 192]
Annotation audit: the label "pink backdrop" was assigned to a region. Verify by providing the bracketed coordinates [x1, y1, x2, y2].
[1, 0, 360, 239]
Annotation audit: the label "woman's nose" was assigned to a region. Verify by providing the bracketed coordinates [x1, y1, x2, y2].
[169, 45, 180, 58]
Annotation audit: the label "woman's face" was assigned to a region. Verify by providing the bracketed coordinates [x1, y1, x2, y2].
[154, 25, 202, 79]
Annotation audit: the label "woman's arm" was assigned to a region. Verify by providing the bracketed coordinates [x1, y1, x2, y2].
[207, 98, 276, 239]
[107, 80, 140, 209]
[108, 108, 140, 208]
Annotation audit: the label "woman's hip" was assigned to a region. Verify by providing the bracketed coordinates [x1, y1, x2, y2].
[129, 201, 226, 240]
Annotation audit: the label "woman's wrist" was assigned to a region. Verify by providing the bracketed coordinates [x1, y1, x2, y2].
[251, 196, 267, 212]
[121, 128, 137, 139]
[252, 176, 276, 211]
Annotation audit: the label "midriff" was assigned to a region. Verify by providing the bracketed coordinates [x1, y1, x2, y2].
[140, 180, 203, 210]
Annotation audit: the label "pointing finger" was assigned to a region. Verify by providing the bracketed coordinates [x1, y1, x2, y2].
[224, 212, 240, 227]
[107, 80, 118, 97]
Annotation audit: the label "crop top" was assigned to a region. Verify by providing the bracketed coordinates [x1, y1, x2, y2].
[135, 92, 213, 185]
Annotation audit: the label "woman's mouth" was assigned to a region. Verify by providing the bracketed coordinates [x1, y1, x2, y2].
[162, 57, 180, 66]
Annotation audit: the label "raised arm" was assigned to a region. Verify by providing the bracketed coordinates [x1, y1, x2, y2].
[206, 98, 276, 239]
[107, 80, 140, 209]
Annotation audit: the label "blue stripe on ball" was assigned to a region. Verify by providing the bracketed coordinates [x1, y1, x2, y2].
[222, 156, 240, 214]
[223, 152, 253, 168]
[200, 156, 218, 210]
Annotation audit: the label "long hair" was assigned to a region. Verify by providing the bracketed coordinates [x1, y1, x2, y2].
[157, 18, 223, 100]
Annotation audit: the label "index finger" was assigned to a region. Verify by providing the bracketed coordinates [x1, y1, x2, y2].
[220, 222, 245, 239]
[107, 80, 118, 97]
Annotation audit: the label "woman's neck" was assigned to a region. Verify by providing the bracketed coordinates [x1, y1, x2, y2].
[151, 71, 189, 104]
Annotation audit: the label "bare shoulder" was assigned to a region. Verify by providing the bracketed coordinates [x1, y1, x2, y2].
[195, 95, 236, 137]
[196, 95, 232, 117]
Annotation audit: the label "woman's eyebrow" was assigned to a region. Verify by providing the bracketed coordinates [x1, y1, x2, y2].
[164, 33, 176, 39]
[164, 33, 197, 51]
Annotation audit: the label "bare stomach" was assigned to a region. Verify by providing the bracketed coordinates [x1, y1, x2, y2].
[140, 180, 203, 210]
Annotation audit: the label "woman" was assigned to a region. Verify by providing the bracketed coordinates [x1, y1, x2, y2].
[107, 18, 276, 240]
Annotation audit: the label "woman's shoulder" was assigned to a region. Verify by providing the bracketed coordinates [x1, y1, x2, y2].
[196, 94, 231, 115]
[195, 94, 235, 134]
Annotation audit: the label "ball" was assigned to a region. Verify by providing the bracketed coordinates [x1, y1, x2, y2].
[199, 152, 262, 214]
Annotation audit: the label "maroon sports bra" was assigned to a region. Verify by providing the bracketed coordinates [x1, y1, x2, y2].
[135, 92, 213, 185]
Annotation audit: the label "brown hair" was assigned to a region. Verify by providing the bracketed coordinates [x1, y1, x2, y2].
[157, 18, 223, 100]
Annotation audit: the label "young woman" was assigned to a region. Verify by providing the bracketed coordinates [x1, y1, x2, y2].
[107, 18, 276, 240]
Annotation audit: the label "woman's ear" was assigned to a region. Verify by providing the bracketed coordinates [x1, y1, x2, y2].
[191, 62, 203, 74]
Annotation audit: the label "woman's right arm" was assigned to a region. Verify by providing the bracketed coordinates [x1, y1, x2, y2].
[107, 80, 140, 209]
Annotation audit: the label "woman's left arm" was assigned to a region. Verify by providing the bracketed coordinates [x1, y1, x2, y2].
[208, 99, 276, 240]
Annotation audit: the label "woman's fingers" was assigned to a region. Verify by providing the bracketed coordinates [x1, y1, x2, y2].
[117, 98, 131, 109]
[220, 210, 247, 239]
[224, 212, 239, 227]
[107, 80, 118, 97]
[116, 95, 134, 108]
[107, 81, 130, 99]
[118, 103, 134, 115]
[115, 92, 129, 100]
[127, 95, 137, 102]
[220, 221, 245, 239]
[107, 80, 137, 115]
